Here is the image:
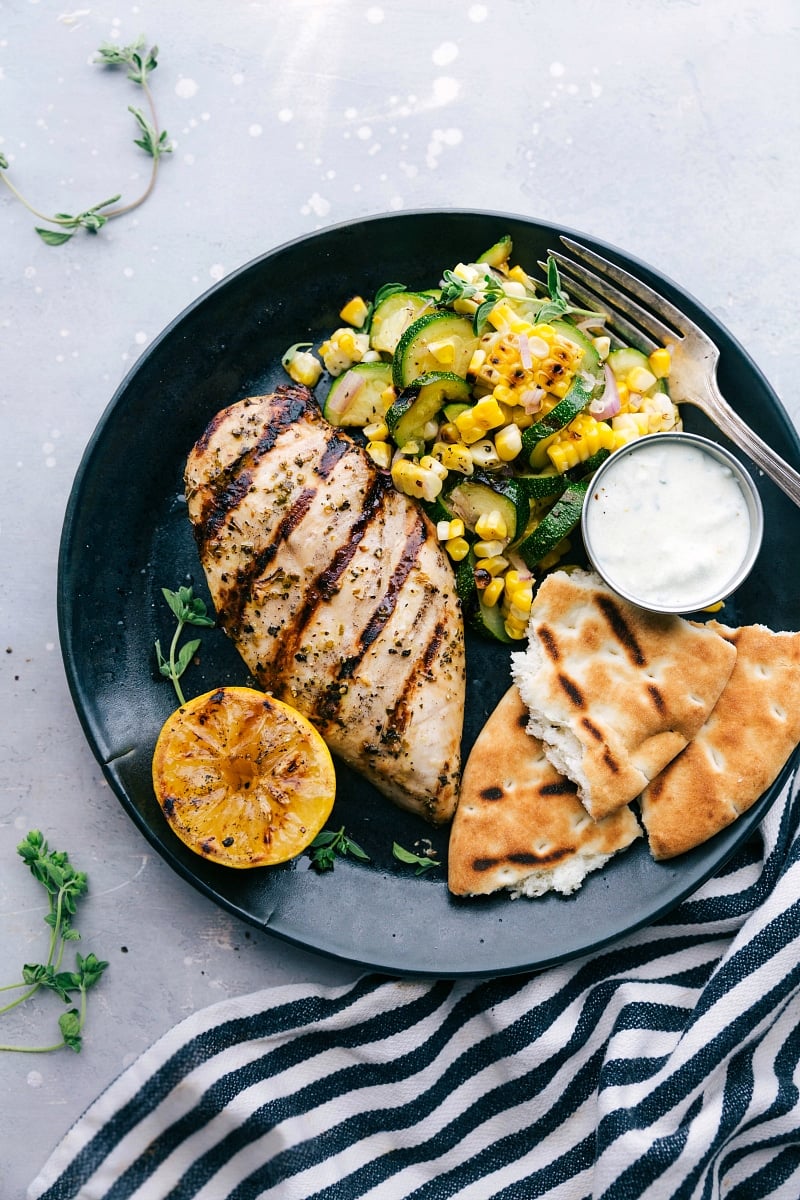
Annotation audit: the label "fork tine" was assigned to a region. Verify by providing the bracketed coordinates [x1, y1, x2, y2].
[537, 259, 657, 354]
[559, 237, 686, 348]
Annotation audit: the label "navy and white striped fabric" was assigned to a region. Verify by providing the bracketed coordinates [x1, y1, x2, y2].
[30, 767, 800, 1200]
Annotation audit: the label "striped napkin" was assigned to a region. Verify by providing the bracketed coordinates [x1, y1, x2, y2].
[29, 767, 800, 1200]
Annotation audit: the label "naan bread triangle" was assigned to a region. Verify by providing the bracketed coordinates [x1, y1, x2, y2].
[640, 622, 800, 859]
[510, 570, 737, 821]
[448, 685, 641, 897]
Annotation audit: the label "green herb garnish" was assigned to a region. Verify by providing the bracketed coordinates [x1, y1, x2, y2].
[535, 255, 604, 324]
[438, 268, 505, 334]
[0, 36, 171, 245]
[0, 832, 108, 1054]
[307, 826, 370, 873]
[155, 585, 215, 705]
[392, 842, 440, 875]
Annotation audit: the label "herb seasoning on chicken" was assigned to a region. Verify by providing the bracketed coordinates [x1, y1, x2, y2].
[185, 384, 466, 824]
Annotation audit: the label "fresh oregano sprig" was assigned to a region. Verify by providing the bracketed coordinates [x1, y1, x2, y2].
[437, 267, 506, 334]
[0, 35, 171, 245]
[155, 585, 215, 705]
[392, 842, 440, 875]
[307, 827, 370, 873]
[0, 831, 108, 1054]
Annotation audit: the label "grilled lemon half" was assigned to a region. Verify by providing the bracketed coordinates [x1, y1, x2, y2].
[152, 686, 336, 868]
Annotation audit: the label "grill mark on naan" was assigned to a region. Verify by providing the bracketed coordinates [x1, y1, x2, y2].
[540, 779, 579, 796]
[603, 748, 620, 774]
[472, 846, 575, 872]
[539, 625, 560, 662]
[596, 594, 646, 665]
[647, 683, 666, 714]
[480, 786, 504, 801]
[581, 716, 604, 742]
[558, 673, 585, 707]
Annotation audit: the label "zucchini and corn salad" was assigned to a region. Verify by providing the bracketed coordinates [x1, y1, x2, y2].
[282, 236, 681, 644]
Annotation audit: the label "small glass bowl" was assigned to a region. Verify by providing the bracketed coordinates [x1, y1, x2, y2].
[581, 431, 764, 614]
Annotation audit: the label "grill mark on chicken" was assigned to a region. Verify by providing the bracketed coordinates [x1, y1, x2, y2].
[360, 518, 428, 651]
[596, 594, 646, 665]
[263, 475, 390, 689]
[199, 470, 255, 543]
[220, 486, 318, 636]
[315, 430, 354, 478]
[384, 614, 446, 744]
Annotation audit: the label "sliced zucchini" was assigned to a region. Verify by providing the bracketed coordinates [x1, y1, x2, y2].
[386, 371, 471, 449]
[470, 593, 513, 644]
[322, 361, 394, 427]
[520, 377, 593, 460]
[443, 401, 470, 423]
[446, 473, 529, 543]
[567, 447, 611, 480]
[549, 317, 601, 380]
[454, 549, 478, 606]
[370, 291, 435, 355]
[392, 312, 478, 389]
[516, 480, 588, 570]
[423, 492, 456, 527]
[476, 235, 512, 268]
[514, 472, 568, 501]
[606, 346, 651, 376]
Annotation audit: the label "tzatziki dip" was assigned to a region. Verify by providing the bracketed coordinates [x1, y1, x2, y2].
[582, 433, 763, 613]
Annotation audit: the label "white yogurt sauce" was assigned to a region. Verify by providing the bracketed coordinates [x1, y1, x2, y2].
[583, 438, 753, 611]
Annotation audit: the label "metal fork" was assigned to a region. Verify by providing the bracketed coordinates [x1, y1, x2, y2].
[546, 237, 800, 508]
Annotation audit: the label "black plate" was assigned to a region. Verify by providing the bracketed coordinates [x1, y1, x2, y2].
[58, 210, 800, 978]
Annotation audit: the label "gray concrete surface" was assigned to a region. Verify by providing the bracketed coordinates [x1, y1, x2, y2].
[2, 1, 799, 1193]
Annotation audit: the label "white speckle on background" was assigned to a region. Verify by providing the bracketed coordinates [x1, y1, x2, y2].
[183, 153, 195, 165]
[24, 266, 36, 279]
[468, 4, 488, 20]
[432, 42, 458, 67]
[134, 331, 147, 346]
[426, 127, 463, 169]
[46, 642, 55, 652]
[365, 6, 384, 22]
[175, 77, 199, 99]
[232, 73, 244, 86]
[302, 193, 331, 218]
[249, 124, 263, 137]
[123, 267, 134, 278]
[549, 61, 565, 77]
[590, 80, 603, 98]
[344, 106, 357, 119]
[431, 77, 460, 106]
[389, 196, 404, 210]
[278, 108, 293, 122]
[357, 125, 372, 140]
[209, 264, 225, 281]
[27, 1071, 43, 1088]
[59, 329, 69, 338]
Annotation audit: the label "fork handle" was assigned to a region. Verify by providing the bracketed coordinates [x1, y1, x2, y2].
[696, 381, 800, 508]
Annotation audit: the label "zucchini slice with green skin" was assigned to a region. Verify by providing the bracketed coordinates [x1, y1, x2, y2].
[516, 480, 588, 570]
[567, 447, 611, 480]
[606, 346, 651, 376]
[386, 371, 471, 449]
[322, 361, 394, 427]
[476, 235, 512, 268]
[392, 311, 478, 388]
[370, 291, 435, 355]
[514, 472, 568, 501]
[520, 378, 593, 459]
[454, 549, 478, 606]
[549, 317, 601, 379]
[446, 472, 529, 543]
[470, 593, 513, 644]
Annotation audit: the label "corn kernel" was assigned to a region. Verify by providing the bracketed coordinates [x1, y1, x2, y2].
[363, 420, 389, 441]
[492, 384, 516, 407]
[480, 554, 509, 577]
[453, 297, 479, 315]
[467, 348, 487, 376]
[471, 396, 505, 431]
[494, 423, 523, 461]
[284, 349, 322, 387]
[427, 339, 456, 367]
[432, 442, 474, 474]
[337, 330, 358, 357]
[436, 517, 465, 541]
[366, 441, 392, 469]
[510, 583, 533, 612]
[648, 347, 671, 378]
[419, 454, 448, 481]
[475, 510, 508, 541]
[487, 301, 516, 330]
[592, 335, 611, 360]
[453, 262, 479, 283]
[508, 265, 531, 286]
[482, 578, 505, 608]
[446, 536, 470, 562]
[339, 295, 370, 327]
[548, 442, 581, 473]
[627, 365, 657, 394]
[474, 539, 505, 559]
[453, 414, 485, 445]
[469, 439, 501, 468]
[504, 619, 527, 640]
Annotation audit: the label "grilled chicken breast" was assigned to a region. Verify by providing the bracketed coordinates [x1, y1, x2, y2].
[185, 384, 466, 824]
